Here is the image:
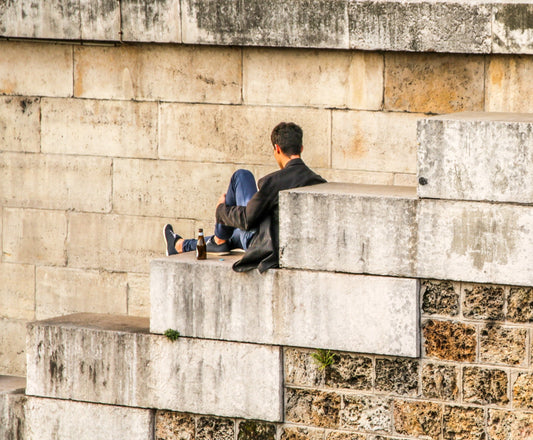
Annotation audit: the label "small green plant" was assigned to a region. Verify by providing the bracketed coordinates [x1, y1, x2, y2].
[311, 349, 336, 370]
[164, 329, 180, 341]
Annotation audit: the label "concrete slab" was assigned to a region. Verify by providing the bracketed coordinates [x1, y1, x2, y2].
[0, 376, 26, 440]
[279, 183, 418, 276]
[26, 314, 283, 422]
[418, 113, 533, 203]
[150, 254, 420, 358]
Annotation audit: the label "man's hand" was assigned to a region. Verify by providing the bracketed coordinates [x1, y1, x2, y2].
[217, 193, 226, 208]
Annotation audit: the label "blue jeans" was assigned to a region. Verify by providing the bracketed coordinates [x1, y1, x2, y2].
[182, 169, 258, 252]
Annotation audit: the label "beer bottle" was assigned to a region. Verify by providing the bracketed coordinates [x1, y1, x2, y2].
[196, 228, 206, 260]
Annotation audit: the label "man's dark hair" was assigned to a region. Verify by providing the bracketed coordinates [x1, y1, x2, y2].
[271, 122, 303, 156]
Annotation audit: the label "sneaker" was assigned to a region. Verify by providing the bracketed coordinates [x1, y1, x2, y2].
[206, 237, 231, 255]
[163, 224, 181, 256]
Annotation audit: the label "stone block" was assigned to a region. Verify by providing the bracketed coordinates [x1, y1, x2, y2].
[25, 396, 153, 440]
[325, 433, 365, 440]
[0, 378, 26, 440]
[159, 103, 330, 169]
[493, 3, 533, 54]
[80, 0, 121, 40]
[0, 376, 25, 393]
[41, 98, 158, 158]
[462, 283, 505, 320]
[150, 253, 420, 357]
[285, 388, 341, 429]
[0, 263, 35, 321]
[384, 53, 484, 113]
[507, 286, 533, 323]
[339, 394, 392, 432]
[488, 409, 533, 440]
[487, 55, 533, 113]
[182, 0, 349, 48]
[113, 158, 240, 220]
[238, 420, 277, 440]
[0, 152, 112, 213]
[279, 183, 418, 277]
[349, 1, 491, 53]
[421, 280, 460, 317]
[417, 199, 533, 286]
[127, 273, 151, 318]
[442, 406, 485, 440]
[422, 363, 459, 401]
[331, 110, 421, 174]
[35, 267, 127, 320]
[374, 358, 419, 396]
[393, 173, 417, 187]
[26, 313, 283, 421]
[0, 97, 40, 153]
[324, 353, 373, 391]
[243, 48, 382, 110]
[423, 320, 476, 362]
[281, 427, 325, 440]
[197, 416, 235, 440]
[74, 44, 241, 103]
[155, 412, 195, 440]
[0, 319, 27, 376]
[463, 367, 509, 405]
[0, 41, 72, 97]
[122, 0, 181, 42]
[418, 113, 533, 204]
[2, 208, 67, 266]
[480, 325, 527, 367]
[284, 348, 325, 388]
[512, 373, 533, 410]
[319, 168, 394, 186]
[66, 212, 194, 273]
[393, 400, 442, 440]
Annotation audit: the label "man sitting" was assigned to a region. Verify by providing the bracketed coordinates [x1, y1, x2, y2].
[164, 122, 326, 272]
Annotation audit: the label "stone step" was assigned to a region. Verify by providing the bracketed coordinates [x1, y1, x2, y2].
[279, 183, 533, 287]
[150, 253, 420, 358]
[0, 375, 26, 440]
[26, 313, 283, 422]
[418, 112, 533, 204]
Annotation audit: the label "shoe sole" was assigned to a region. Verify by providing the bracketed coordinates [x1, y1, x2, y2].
[206, 250, 231, 256]
[163, 224, 175, 256]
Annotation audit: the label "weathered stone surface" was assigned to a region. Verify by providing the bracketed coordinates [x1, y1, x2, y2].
[507, 286, 533, 323]
[244, 49, 382, 110]
[375, 358, 419, 396]
[487, 55, 533, 113]
[442, 406, 485, 440]
[340, 394, 391, 433]
[122, 0, 181, 42]
[488, 409, 533, 440]
[318, 168, 394, 186]
[0, 41, 72, 97]
[480, 325, 527, 366]
[385, 53, 484, 113]
[279, 183, 418, 278]
[325, 354, 373, 391]
[463, 367, 509, 405]
[284, 348, 325, 388]
[349, 1, 491, 53]
[113, 158, 236, 220]
[421, 280, 460, 317]
[325, 432, 365, 440]
[26, 313, 283, 421]
[393, 400, 442, 440]
[512, 373, 533, 410]
[422, 363, 459, 401]
[197, 416, 235, 440]
[0, 152, 112, 212]
[238, 420, 277, 440]
[0, 319, 26, 376]
[418, 113, 533, 203]
[151, 253, 419, 357]
[74, 44, 241, 103]
[2, 208, 67, 266]
[155, 411, 195, 440]
[417, 199, 533, 287]
[25, 396, 153, 440]
[286, 388, 341, 428]
[41, 98, 158, 158]
[80, 0, 120, 40]
[66, 212, 194, 273]
[280, 426, 325, 440]
[35, 267, 127, 319]
[463, 283, 505, 320]
[0, 97, 40, 153]
[331, 111, 421, 174]
[423, 320, 476, 362]
[0, 378, 26, 440]
[393, 173, 417, 187]
[0, 263, 35, 321]
[127, 273, 150, 318]
[493, 4, 533, 54]
[182, 0, 349, 48]
[159, 103, 330, 168]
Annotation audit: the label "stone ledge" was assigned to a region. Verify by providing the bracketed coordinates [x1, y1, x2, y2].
[418, 112, 533, 204]
[0, 376, 26, 440]
[0, 0, 532, 54]
[26, 313, 283, 422]
[150, 253, 420, 358]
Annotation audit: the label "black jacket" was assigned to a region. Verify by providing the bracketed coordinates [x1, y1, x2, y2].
[216, 158, 326, 272]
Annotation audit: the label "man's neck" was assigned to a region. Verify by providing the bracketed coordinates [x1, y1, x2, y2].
[280, 155, 301, 169]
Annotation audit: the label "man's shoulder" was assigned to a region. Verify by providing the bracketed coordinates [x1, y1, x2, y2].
[258, 159, 326, 191]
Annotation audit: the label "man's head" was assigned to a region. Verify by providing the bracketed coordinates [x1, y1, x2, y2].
[271, 122, 303, 156]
